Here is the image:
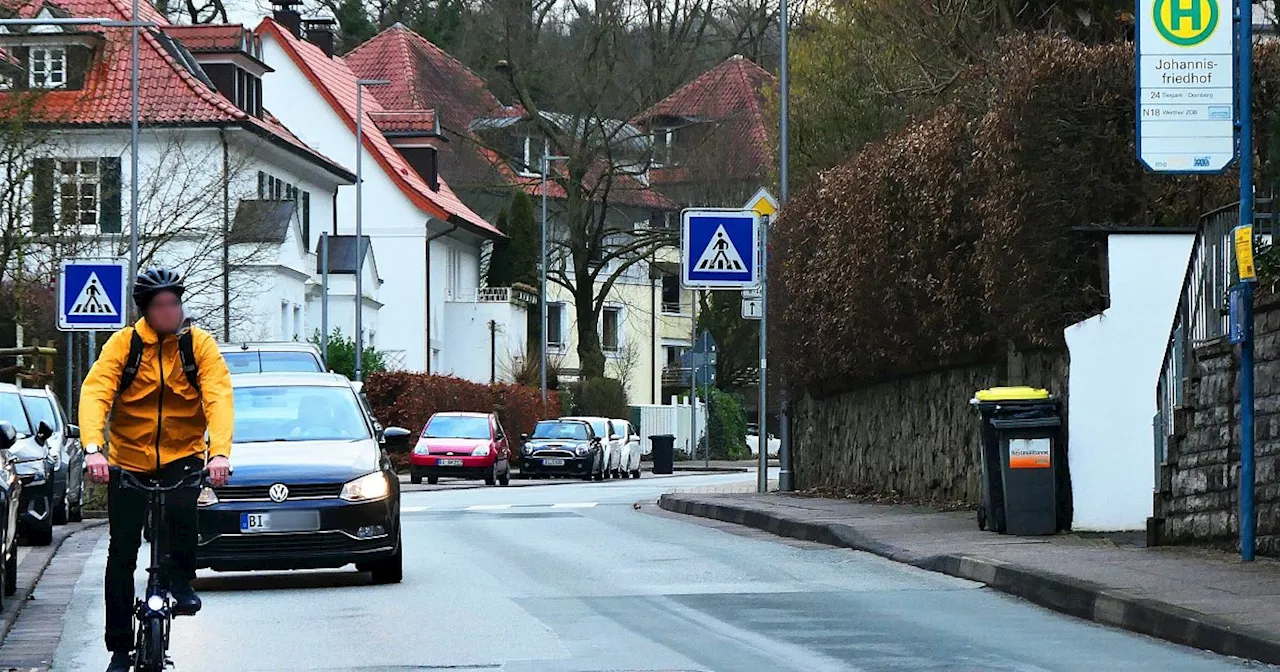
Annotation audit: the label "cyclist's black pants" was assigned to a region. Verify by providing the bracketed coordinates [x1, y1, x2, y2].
[104, 455, 204, 653]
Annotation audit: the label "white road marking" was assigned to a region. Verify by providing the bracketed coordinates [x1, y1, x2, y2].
[465, 504, 513, 511]
[402, 505, 430, 512]
[551, 502, 599, 509]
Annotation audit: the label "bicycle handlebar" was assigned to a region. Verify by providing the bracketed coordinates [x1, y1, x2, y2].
[109, 466, 209, 493]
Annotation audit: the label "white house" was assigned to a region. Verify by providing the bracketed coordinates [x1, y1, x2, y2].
[0, 6, 360, 344]
[256, 12, 524, 377]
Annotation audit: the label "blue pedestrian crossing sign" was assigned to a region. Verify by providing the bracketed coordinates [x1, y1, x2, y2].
[58, 259, 128, 331]
[681, 209, 759, 289]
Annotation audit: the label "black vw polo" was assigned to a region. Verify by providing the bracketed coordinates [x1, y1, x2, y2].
[196, 373, 412, 583]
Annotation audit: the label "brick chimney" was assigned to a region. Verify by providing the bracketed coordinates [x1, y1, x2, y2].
[269, 0, 303, 38]
[302, 18, 337, 58]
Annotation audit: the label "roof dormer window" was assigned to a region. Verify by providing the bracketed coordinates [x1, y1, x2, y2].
[652, 127, 675, 168]
[28, 47, 66, 88]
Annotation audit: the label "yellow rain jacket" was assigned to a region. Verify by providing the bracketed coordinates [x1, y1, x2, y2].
[79, 319, 234, 473]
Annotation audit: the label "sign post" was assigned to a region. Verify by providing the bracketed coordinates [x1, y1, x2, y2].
[1236, 0, 1257, 562]
[1137, 0, 1234, 173]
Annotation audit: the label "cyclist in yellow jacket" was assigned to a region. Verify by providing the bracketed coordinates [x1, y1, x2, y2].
[79, 268, 233, 672]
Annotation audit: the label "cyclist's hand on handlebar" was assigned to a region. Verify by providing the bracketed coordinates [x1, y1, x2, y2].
[86, 453, 110, 484]
[207, 456, 231, 488]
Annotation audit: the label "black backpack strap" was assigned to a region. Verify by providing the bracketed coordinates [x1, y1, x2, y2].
[116, 328, 144, 396]
[178, 329, 201, 393]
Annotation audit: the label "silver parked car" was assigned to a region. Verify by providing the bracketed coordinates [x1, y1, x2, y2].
[19, 388, 83, 524]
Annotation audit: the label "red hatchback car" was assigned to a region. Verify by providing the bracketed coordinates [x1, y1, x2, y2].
[410, 412, 512, 486]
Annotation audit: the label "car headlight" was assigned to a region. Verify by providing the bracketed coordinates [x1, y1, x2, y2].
[197, 487, 218, 507]
[522, 445, 533, 455]
[472, 445, 491, 456]
[413, 442, 430, 455]
[576, 445, 590, 456]
[341, 472, 391, 502]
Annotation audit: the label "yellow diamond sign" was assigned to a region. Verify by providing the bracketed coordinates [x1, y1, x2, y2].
[744, 188, 778, 218]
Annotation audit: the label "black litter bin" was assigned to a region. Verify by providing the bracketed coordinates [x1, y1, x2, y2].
[650, 434, 675, 475]
[972, 387, 1066, 536]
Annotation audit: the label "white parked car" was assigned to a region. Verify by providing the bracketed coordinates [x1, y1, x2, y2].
[612, 419, 642, 479]
[562, 417, 624, 479]
[746, 424, 780, 458]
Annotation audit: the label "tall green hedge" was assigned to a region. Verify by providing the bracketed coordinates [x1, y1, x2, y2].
[771, 35, 1280, 396]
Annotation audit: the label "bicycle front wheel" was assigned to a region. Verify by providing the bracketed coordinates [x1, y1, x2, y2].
[137, 617, 166, 672]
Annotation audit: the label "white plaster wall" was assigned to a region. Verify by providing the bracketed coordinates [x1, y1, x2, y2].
[441, 300, 529, 383]
[1064, 233, 1196, 531]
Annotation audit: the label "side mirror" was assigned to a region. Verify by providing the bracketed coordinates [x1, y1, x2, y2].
[382, 426, 413, 453]
[35, 421, 53, 445]
[66, 424, 81, 440]
[629, 436, 640, 444]
[520, 433, 529, 441]
[0, 421, 14, 453]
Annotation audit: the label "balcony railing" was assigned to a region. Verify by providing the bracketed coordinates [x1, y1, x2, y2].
[447, 284, 539, 305]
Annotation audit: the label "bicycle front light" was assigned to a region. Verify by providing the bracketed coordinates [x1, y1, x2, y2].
[197, 487, 218, 507]
[341, 472, 390, 502]
[147, 595, 165, 611]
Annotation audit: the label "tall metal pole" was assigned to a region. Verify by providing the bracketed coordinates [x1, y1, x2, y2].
[354, 84, 366, 382]
[689, 293, 698, 459]
[321, 231, 330, 368]
[128, 0, 140, 312]
[776, 0, 794, 492]
[1239, 0, 1257, 562]
[64, 332, 73, 418]
[758, 214, 769, 493]
[540, 152, 549, 406]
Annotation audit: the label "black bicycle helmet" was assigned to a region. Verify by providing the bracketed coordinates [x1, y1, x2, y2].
[133, 267, 185, 312]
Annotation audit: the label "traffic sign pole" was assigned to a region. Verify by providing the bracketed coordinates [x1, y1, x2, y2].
[758, 214, 769, 494]
[1238, 0, 1257, 562]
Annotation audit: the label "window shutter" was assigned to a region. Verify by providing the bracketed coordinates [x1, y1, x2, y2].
[301, 191, 311, 243]
[99, 157, 122, 234]
[65, 46, 91, 90]
[257, 171, 266, 198]
[31, 158, 54, 233]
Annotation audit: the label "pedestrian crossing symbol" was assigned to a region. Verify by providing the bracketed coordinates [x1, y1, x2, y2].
[68, 273, 118, 316]
[682, 208, 759, 289]
[58, 259, 129, 331]
[694, 226, 747, 272]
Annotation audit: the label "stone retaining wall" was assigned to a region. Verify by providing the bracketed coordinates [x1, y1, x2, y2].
[791, 348, 1069, 506]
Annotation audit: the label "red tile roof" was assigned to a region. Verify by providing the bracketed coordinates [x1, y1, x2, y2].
[633, 54, 776, 181]
[257, 18, 499, 237]
[369, 109, 438, 135]
[0, 0, 350, 179]
[346, 24, 673, 212]
[161, 24, 250, 53]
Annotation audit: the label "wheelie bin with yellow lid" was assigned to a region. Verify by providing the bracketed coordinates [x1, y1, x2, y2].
[971, 387, 1065, 535]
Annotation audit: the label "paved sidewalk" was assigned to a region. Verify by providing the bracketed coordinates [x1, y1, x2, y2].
[659, 492, 1280, 666]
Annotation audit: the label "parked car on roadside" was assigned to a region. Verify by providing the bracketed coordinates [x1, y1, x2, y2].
[19, 387, 83, 524]
[220, 342, 325, 374]
[561, 417, 623, 479]
[0, 383, 56, 545]
[0, 422, 23, 607]
[612, 419, 642, 479]
[196, 372, 412, 584]
[746, 424, 780, 458]
[520, 419, 603, 480]
[410, 412, 512, 486]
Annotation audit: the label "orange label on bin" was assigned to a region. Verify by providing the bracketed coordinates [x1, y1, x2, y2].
[1009, 438, 1052, 469]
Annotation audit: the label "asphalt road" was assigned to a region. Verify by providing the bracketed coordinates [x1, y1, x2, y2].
[47, 470, 1272, 672]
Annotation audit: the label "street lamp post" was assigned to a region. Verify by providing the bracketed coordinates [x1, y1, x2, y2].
[776, 0, 794, 493]
[353, 79, 390, 382]
[540, 149, 568, 406]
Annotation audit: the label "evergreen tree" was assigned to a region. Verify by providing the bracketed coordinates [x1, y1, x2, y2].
[507, 191, 538, 287]
[486, 207, 512, 287]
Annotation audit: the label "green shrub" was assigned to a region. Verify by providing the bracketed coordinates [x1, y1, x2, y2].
[704, 388, 748, 460]
[570, 377, 629, 420]
[309, 328, 387, 380]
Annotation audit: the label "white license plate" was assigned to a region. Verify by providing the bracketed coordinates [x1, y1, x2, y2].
[239, 510, 321, 534]
[438, 458, 464, 466]
[542, 458, 566, 466]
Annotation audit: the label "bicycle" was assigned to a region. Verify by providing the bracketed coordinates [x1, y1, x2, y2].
[109, 466, 208, 672]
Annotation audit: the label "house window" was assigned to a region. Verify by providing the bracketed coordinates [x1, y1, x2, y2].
[0, 73, 12, 91]
[58, 160, 98, 228]
[652, 127, 675, 167]
[665, 345, 688, 369]
[661, 274, 681, 314]
[280, 301, 290, 340]
[29, 48, 66, 88]
[445, 246, 462, 300]
[547, 302, 565, 347]
[516, 135, 548, 177]
[602, 306, 621, 352]
[292, 305, 302, 340]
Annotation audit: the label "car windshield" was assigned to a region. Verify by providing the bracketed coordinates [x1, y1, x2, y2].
[572, 419, 606, 437]
[232, 385, 370, 443]
[21, 396, 58, 432]
[223, 351, 323, 374]
[423, 415, 490, 440]
[531, 421, 589, 441]
[0, 392, 32, 436]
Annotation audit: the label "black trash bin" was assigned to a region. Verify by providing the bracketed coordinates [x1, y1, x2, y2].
[650, 434, 675, 475]
[972, 387, 1065, 536]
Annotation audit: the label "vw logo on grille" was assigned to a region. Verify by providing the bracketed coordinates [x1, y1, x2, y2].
[268, 483, 289, 503]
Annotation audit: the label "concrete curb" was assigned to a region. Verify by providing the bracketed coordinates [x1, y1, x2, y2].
[658, 494, 1280, 665]
[671, 466, 749, 473]
[0, 520, 107, 646]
